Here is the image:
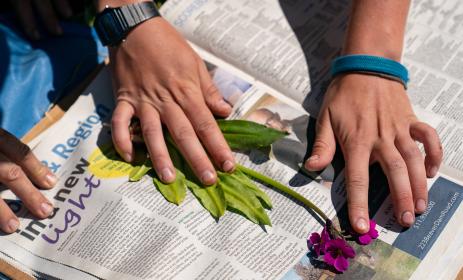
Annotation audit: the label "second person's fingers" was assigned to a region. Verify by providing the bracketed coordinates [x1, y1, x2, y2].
[344, 141, 372, 234]
[161, 104, 217, 185]
[52, 0, 73, 18]
[0, 129, 56, 189]
[396, 136, 428, 213]
[32, 0, 62, 35]
[305, 111, 336, 171]
[410, 122, 443, 178]
[376, 144, 415, 227]
[10, 0, 41, 40]
[111, 101, 135, 162]
[138, 104, 176, 183]
[0, 156, 54, 219]
[0, 199, 19, 234]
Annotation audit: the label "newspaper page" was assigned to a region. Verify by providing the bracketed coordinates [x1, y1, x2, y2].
[0, 60, 343, 279]
[160, 0, 463, 182]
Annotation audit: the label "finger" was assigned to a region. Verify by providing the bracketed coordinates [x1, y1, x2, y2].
[161, 104, 217, 185]
[0, 156, 54, 219]
[111, 101, 135, 162]
[410, 122, 443, 178]
[305, 111, 336, 171]
[0, 129, 56, 189]
[10, 0, 41, 40]
[32, 0, 63, 35]
[52, 0, 73, 18]
[198, 61, 232, 117]
[396, 136, 428, 213]
[376, 144, 415, 227]
[178, 89, 235, 173]
[138, 104, 176, 183]
[0, 200, 19, 234]
[344, 142, 372, 234]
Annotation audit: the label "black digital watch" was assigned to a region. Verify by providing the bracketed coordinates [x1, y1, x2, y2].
[94, 1, 161, 47]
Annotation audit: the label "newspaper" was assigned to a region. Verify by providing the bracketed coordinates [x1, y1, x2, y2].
[0, 0, 462, 279]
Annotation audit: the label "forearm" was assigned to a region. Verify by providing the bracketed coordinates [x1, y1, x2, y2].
[343, 0, 411, 61]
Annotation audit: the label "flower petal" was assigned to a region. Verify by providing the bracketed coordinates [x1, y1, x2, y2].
[323, 250, 336, 266]
[358, 234, 372, 245]
[370, 228, 379, 239]
[309, 232, 321, 244]
[369, 219, 377, 229]
[334, 256, 349, 272]
[342, 244, 356, 258]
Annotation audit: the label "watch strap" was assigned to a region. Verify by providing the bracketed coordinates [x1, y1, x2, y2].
[95, 1, 161, 46]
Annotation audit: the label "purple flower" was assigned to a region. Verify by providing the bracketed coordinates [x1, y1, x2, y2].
[324, 238, 356, 272]
[308, 225, 331, 256]
[357, 220, 379, 245]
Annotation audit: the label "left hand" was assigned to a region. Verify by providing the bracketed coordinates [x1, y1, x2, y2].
[305, 74, 443, 233]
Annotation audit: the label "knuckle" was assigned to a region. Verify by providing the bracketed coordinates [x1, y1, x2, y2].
[385, 157, 406, 172]
[347, 174, 368, 191]
[195, 119, 217, 137]
[141, 122, 161, 138]
[111, 115, 127, 127]
[173, 125, 194, 143]
[204, 83, 220, 98]
[2, 165, 24, 182]
[401, 145, 422, 161]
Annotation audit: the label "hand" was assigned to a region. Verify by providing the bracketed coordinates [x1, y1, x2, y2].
[109, 17, 235, 185]
[0, 129, 57, 233]
[305, 74, 443, 233]
[9, 0, 73, 40]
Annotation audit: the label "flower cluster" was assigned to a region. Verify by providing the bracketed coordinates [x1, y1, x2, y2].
[307, 219, 378, 272]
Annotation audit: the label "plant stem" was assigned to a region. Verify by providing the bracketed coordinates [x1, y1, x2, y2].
[237, 164, 329, 221]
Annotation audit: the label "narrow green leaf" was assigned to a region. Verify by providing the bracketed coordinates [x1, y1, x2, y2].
[218, 172, 271, 226]
[153, 169, 187, 205]
[129, 160, 152, 182]
[217, 119, 287, 150]
[187, 181, 226, 219]
[231, 170, 273, 209]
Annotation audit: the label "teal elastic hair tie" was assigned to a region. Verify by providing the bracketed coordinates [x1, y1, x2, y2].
[331, 55, 409, 89]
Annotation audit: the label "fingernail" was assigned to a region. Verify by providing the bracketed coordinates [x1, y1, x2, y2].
[356, 218, 368, 232]
[401, 211, 415, 226]
[161, 168, 175, 183]
[124, 153, 133, 162]
[201, 170, 216, 185]
[41, 203, 54, 217]
[308, 155, 319, 163]
[46, 173, 58, 187]
[429, 166, 438, 178]
[416, 199, 426, 213]
[218, 99, 231, 109]
[222, 160, 235, 172]
[7, 219, 19, 232]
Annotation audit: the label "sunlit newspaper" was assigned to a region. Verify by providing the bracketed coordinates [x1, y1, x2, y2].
[0, 0, 463, 279]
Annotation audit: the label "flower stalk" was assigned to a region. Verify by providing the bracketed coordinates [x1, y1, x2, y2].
[236, 164, 329, 222]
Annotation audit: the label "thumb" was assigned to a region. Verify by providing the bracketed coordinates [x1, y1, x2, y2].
[305, 111, 336, 171]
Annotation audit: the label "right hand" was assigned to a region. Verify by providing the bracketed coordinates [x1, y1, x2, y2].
[0, 129, 57, 233]
[109, 17, 235, 185]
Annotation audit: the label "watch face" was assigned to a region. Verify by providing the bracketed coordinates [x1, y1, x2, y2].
[95, 8, 126, 46]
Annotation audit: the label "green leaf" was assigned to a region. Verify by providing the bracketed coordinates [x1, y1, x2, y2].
[217, 119, 287, 150]
[187, 181, 226, 219]
[218, 171, 271, 226]
[153, 169, 187, 205]
[231, 170, 273, 209]
[129, 160, 152, 182]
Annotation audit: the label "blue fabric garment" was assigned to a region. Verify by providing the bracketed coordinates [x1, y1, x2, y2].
[0, 15, 108, 138]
